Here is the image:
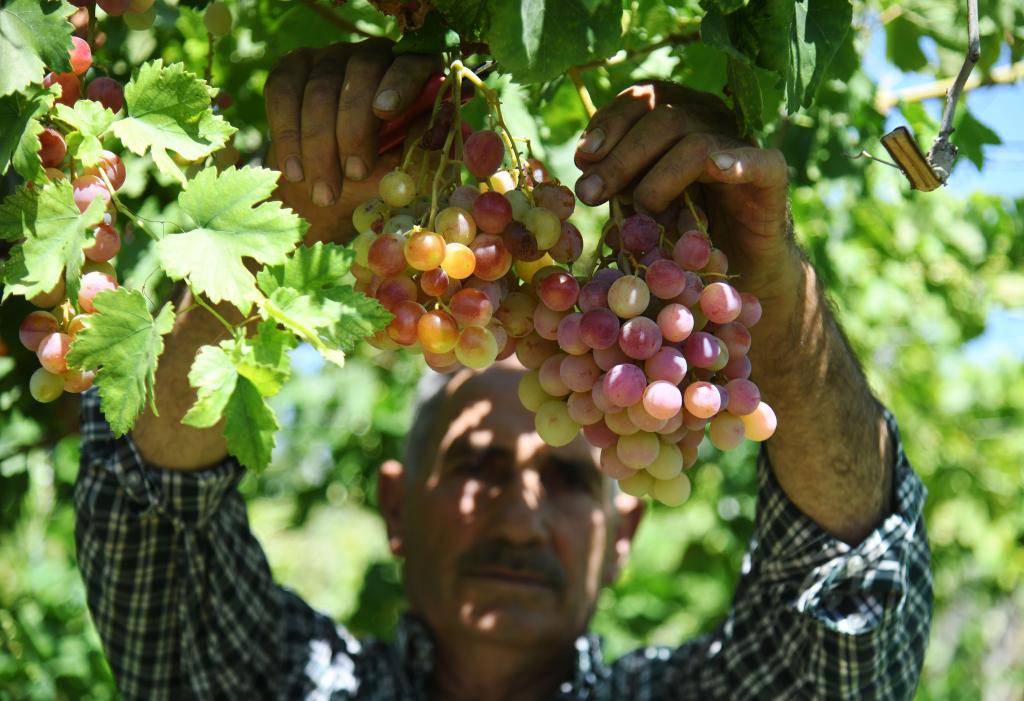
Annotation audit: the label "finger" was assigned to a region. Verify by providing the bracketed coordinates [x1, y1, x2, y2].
[573, 86, 653, 169]
[630, 132, 727, 214]
[264, 48, 313, 184]
[336, 48, 391, 182]
[372, 52, 443, 119]
[301, 50, 349, 207]
[574, 105, 695, 206]
[703, 147, 788, 190]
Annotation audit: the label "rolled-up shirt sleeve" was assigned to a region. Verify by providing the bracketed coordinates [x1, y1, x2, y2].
[612, 408, 933, 700]
[73, 389, 360, 700]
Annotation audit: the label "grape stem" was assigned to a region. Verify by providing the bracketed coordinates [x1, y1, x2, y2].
[96, 170, 161, 242]
[192, 291, 235, 335]
[568, 67, 597, 118]
[426, 74, 461, 230]
[682, 191, 709, 237]
[453, 60, 524, 186]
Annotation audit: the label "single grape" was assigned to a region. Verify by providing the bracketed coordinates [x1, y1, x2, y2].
[78, 270, 118, 313]
[435, 206, 476, 245]
[715, 321, 751, 357]
[592, 343, 630, 372]
[124, 6, 157, 30]
[441, 242, 476, 279]
[98, 0, 131, 14]
[30, 278, 65, 308]
[38, 127, 67, 168]
[45, 167, 66, 181]
[489, 169, 518, 194]
[501, 221, 541, 262]
[652, 473, 691, 506]
[644, 347, 687, 385]
[709, 413, 745, 450]
[448, 185, 479, 211]
[518, 370, 551, 411]
[30, 368, 65, 403]
[515, 332, 559, 370]
[700, 282, 743, 324]
[521, 207, 561, 250]
[419, 267, 450, 298]
[383, 214, 416, 235]
[740, 402, 776, 441]
[559, 352, 601, 392]
[583, 420, 618, 450]
[556, 313, 589, 356]
[83, 223, 121, 262]
[592, 267, 624, 286]
[37, 332, 72, 374]
[682, 331, 720, 369]
[464, 130, 505, 180]
[19, 311, 59, 351]
[417, 309, 459, 354]
[548, 221, 584, 264]
[646, 442, 683, 480]
[494, 292, 536, 338]
[379, 170, 416, 207]
[600, 449, 639, 480]
[424, 349, 459, 373]
[643, 380, 682, 421]
[368, 233, 408, 277]
[626, 402, 668, 433]
[128, 0, 156, 11]
[44, 72, 81, 107]
[620, 214, 659, 254]
[656, 303, 694, 343]
[724, 378, 760, 416]
[375, 275, 418, 310]
[656, 411, 685, 438]
[387, 300, 426, 346]
[352, 198, 387, 234]
[578, 280, 610, 313]
[535, 400, 581, 447]
[605, 408, 639, 436]
[83, 150, 127, 191]
[566, 391, 603, 426]
[469, 234, 513, 281]
[673, 230, 711, 271]
[607, 275, 650, 319]
[538, 270, 579, 312]
[455, 326, 499, 369]
[683, 381, 721, 419]
[532, 303, 567, 341]
[538, 353, 570, 397]
[618, 470, 654, 498]
[504, 189, 530, 220]
[674, 270, 703, 307]
[72, 174, 111, 214]
[721, 353, 752, 380]
[450, 288, 493, 327]
[204, 1, 233, 36]
[589, 377, 620, 415]
[602, 363, 647, 408]
[526, 157, 551, 185]
[639, 246, 669, 267]
[63, 368, 96, 393]
[86, 77, 125, 112]
[404, 230, 446, 271]
[69, 37, 92, 76]
[645, 259, 686, 300]
[618, 316, 662, 360]
[532, 183, 575, 220]
[707, 338, 730, 372]
[737, 293, 762, 327]
[513, 253, 555, 286]
[579, 308, 619, 350]
[704, 248, 729, 275]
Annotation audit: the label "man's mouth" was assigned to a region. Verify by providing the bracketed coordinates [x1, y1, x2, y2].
[462, 566, 559, 589]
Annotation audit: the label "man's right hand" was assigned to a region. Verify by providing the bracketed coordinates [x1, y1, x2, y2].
[263, 40, 440, 244]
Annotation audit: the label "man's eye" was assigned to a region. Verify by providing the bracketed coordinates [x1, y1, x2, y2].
[545, 467, 590, 492]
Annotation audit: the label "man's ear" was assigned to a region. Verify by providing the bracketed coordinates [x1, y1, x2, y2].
[603, 492, 645, 586]
[377, 459, 406, 557]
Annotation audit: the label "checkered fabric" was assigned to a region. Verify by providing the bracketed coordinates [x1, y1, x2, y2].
[75, 389, 932, 700]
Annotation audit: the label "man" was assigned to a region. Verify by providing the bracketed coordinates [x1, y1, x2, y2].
[75, 41, 932, 699]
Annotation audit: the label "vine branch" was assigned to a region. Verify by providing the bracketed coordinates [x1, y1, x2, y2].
[875, 61, 1024, 114]
[574, 30, 700, 71]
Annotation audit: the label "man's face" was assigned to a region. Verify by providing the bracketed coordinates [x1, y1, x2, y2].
[384, 366, 639, 650]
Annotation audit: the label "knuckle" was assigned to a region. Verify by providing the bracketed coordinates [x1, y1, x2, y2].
[304, 76, 341, 104]
[274, 127, 301, 146]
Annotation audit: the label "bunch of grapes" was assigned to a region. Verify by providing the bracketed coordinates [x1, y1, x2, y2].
[70, 0, 158, 31]
[349, 64, 776, 506]
[20, 33, 128, 403]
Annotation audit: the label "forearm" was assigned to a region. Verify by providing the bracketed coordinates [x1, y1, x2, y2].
[131, 287, 240, 470]
[747, 249, 893, 544]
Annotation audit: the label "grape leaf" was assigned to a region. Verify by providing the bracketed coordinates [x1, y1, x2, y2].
[0, 181, 104, 305]
[0, 0, 74, 98]
[487, 0, 623, 84]
[727, 57, 764, 133]
[156, 166, 307, 314]
[255, 242, 354, 294]
[182, 324, 292, 471]
[0, 85, 55, 182]
[394, 11, 461, 55]
[54, 100, 117, 167]
[110, 60, 235, 182]
[65, 289, 176, 436]
[953, 109, 1002, 171]
[784, 0, 852, 111]
[433, 0, 488, 42]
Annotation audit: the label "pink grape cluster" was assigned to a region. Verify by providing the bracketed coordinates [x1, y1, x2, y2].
[350, 127, 584, 374]
[514, 210, 777, 505]
[19, 35, 129, 402]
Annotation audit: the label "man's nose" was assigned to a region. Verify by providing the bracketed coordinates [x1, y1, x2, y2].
[490, 468, 548, 545]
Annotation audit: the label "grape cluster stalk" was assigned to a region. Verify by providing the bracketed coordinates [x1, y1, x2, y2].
[350, 62, 777, 505]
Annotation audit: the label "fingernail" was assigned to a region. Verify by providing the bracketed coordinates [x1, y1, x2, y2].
[284, 157, 303, 183]
[576, 174, 603, 204]
[312, 181, 335, 207]
[374, 89, 399, 112]
[579, 128, 605, 154]
[345, 157, 368, 181]
[710, 152, 736, 171]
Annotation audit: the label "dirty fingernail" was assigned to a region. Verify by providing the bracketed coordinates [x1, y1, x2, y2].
[345, 157, 368, 181]
[312, 180, 335, 207]
[578, 128, 605, 154]
[284, 157, 303, 183]
[374, 89, 399, 112]
[576, 174, 604, 204]
[710, 153, 736, 171]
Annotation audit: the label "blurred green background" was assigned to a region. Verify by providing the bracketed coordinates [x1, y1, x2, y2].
[1, 0, 1022, 699]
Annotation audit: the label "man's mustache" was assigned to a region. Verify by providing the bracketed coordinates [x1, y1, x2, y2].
[457, 540, 567, 589]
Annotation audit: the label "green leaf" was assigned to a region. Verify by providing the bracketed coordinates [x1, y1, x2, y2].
[65, 289, 176, 436]
[0, 0, 73, 98]
[53, 100, 118, 167]
[255, 241, 354, 295]
[487, 0, 623, 84]
[886, 16, 929, 72]
[0, 181, 104, 305]
[0, 85, 55, 182]
[182, 327, 290, 471]
[727, 57, 764, 133]
[433, 0, 489, 42]
[952, 109, 1002, 171]
[110, 60, 235, 182]
[784, 0, 852, 111]
[394, 11, 460, 55]
[156, 166, 307, 314]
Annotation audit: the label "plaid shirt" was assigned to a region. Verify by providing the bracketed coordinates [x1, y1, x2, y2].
[75, 389, 932, 700]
